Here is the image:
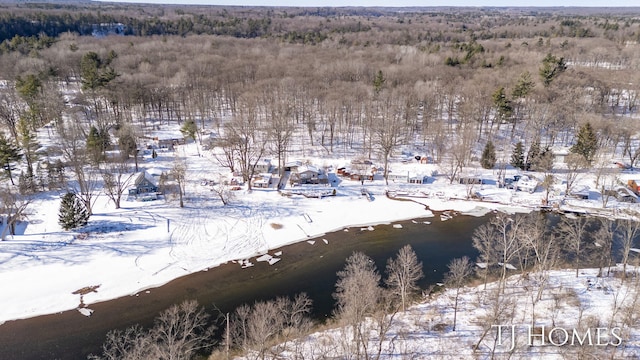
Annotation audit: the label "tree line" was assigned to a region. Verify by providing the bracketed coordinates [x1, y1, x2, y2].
[0, 6, 640, 235]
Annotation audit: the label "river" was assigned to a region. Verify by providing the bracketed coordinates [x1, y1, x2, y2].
[0, 212, 488, 360]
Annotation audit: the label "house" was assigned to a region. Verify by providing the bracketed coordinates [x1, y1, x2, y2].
[552, 147, 570, 164]
[409, 175, 430, 184]
[128, 171, 159, 198]
[387, 171, 430, 184]
[255, 159, 272, 174]
[156, 138, 185, 151]
[284, 161, 303, 172]
[388, 172, 409, 183]
[252, 173, 272, 188]
[290, 165, 328, 185]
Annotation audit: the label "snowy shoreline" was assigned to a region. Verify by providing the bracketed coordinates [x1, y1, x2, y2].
[0, 187, 534, 324]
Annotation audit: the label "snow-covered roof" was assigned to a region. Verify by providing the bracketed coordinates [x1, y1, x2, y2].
[297, 165, 320, 174]
[133, 171, 158, 187]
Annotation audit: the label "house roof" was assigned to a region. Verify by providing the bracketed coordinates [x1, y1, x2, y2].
[134, 171, 158, 187]
[297, 165, 319, 174]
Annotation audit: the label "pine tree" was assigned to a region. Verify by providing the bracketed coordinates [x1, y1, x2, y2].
[570, 122, 598, 164]
[0, 132, 22, 185]
[492, 87, 513, 122]
[180, 120, 198, 143]
[480, 141, 497, 169]
[373, 70, 385, 94]
[511, 71, 534, 99]
[510, 141, 525, 170]
[539, 53, 567, 87]
[86, 126, 109, 164]
[58, 192, 89, 231]
[526, 139, 541, 171]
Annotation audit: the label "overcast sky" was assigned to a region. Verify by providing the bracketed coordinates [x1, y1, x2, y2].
[97, 0, 640, 7]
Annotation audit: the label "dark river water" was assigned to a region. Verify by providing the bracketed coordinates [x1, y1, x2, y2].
[0, 212, 488, 360]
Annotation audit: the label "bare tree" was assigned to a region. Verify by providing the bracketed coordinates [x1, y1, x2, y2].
[0, 185, 32, 240]
[264, 87, 295, 178]
[210, 174, 235, 206]
[222, 103, 267, 191]
[59, 118, 99, 215]
[171, 158, 187, 208]
[90, 300, 214, 360]
[616, 218, 640, 281]
[373, 94, 407, 185]
[492, 213, 525, 293]
[563, 153, 587, 196]
[333, 251, 382, 360]
[230, 294, 312, 360]
[385, 244, 424, 311]
[593, 217, 616, 277]
[472, 222, 500, 289]
[101, 161, 135, 209]
[150, 300, 214, 360]
[556, 215, 591, 278]
[89, 324, 154, 360]
[444, 256, 473, 331]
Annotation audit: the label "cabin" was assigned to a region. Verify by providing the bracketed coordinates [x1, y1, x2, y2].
[290, 165, 328, 185]
[254, 159, 272, 174]
[252, 173, 272, 189]
[128, 171, 159, 199]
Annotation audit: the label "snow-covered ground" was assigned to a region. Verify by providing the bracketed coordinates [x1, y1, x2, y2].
[258, 267, 640, 359]
[1, 128, 639, 327]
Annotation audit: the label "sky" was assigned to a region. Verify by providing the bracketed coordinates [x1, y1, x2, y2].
[95, 0, 640, 8]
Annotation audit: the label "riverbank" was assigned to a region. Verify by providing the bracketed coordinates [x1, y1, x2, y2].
[258, 265, 640, 359]
[0, 213, 487, 360]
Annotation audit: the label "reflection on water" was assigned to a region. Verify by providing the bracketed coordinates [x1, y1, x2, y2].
[0, 213, 489, 360]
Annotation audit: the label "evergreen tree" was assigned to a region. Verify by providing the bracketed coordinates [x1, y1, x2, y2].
[58, 192, 89, 231]
[480, 140, 497, 169]
[570, 122, 598, 164]
[511, 71, 534, 99]
[539, 53, 567, 87]
[492, 87, 513, 122]
[531, 146, 554, 173]
[373, 70, 385, 94]
[510, 141, 525, 170]
[180, 120, 198, 143]
[17, 115, 39, 180]
[526, 139, 541, 171]
[80, 51, 117, 91]
[86, 126, 110, 164]
[0, 132, 22, 185]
